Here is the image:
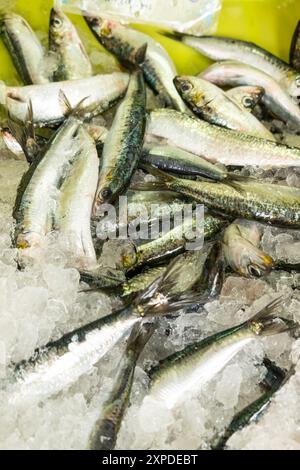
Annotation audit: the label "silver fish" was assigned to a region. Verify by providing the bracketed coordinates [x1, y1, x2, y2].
[200, 61, 300, 128]
[88, 322, 155, 450]
[94, 67, 146, 211]
[141, 143, 233, 180]
[49, 6, 92, 80]
[0, 73, 129, 127]
[165, 33, 300, 99]
[84, 15, 186, 112]
[0, 12, 49, 84]
[55, 125, 99, 271]
[174, 76, 274, 140]
[14, 115, 86, 250]
[146, 109, 300, 168]
[148, 298, 294, 410]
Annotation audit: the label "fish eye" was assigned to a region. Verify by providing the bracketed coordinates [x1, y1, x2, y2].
[248, 265, 261, 278]
[100, 187, 112, 201]
[296, 77, 300, 87]
[242, 96, 253, 108]
[51, 18, 62, 28]
[181, 82, 192, 92]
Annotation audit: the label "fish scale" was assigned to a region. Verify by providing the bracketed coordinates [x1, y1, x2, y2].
[147, 109, 300, 168]
[94, 69, 146, 211]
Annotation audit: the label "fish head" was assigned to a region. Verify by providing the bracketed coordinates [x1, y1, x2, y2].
[84, 15, 119, 39]
[49, 7, 71, 45]
[238, 86, 265, 110]
[174, 76, 207, 108]
[224, 230, 274, 278]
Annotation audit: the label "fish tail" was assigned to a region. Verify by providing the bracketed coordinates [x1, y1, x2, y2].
[247, 296, 297, 336]
[125, 321, 156, 357]
[134, 256, 210, 317]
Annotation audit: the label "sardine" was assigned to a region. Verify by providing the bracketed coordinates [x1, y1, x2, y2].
[13, 114, 86, 249]
[174, 76, 274, 141]
[122, 213, 226, 272]
[55, 125, 99, 270]
[199, 61, 300, 128]
[84, 15, 186, 112]
[146, 109, 300, 168]
[0, 12, 49, 84]
[164, 33, 300, 99]
[94, 65, 146, 211]
[290, 21, 300, 72]
[49, 6, 92, 80]
[88, 322, 155, 450]
[226, 86, 265, 112]
[148, 297, 294, 410]
[141, 144, 238, 181]
[0, 73, 129, 127]
[144, 166, 300, 228]
[223, 220, 274, 278]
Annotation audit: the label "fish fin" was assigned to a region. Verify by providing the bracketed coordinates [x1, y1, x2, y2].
[125, 321, 156, 356]
[160, 30, 185, 42]
[134, 257, 209, 317]
[133, 271, 166, 308]
[247, 296, 297, 336]
[59, 90, 89, 119]
[132, 164, 176, 191]
[7, 106, 39, 164]
[290, 20, 300, 66]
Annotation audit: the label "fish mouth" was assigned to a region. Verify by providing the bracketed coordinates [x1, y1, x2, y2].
[247, 256, 274, 278]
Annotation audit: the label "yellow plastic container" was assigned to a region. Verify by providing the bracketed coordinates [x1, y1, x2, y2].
[0, 0, 300, 82]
